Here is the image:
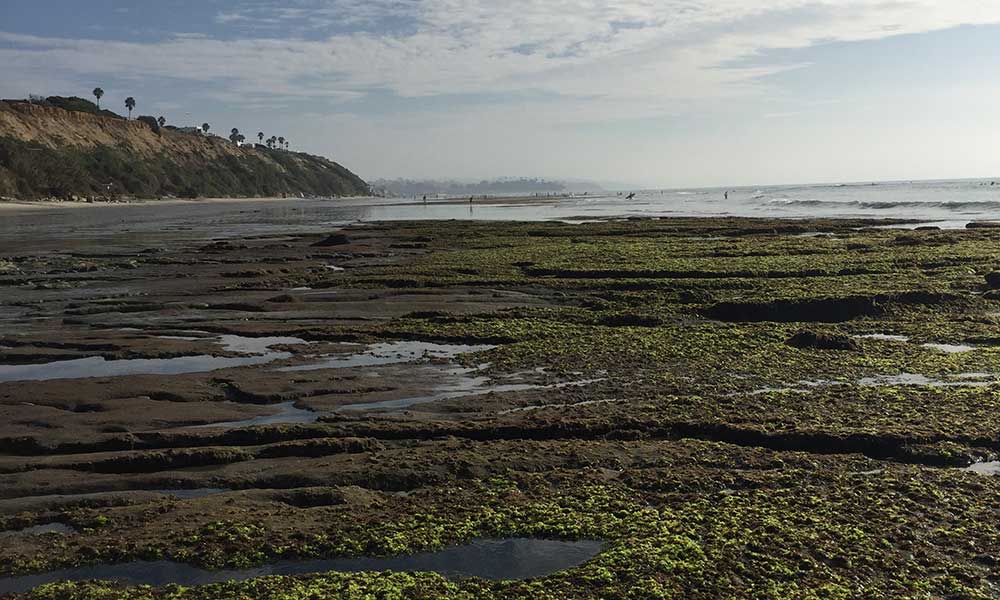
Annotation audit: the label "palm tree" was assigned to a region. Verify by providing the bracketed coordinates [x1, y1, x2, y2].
[284, 140, 289, 150]
[257, 132, 264, 144]
[201, 123, 210, 135]
[157, 116, 166, 128]
[92, 88, 104, 109]
[277, 136, 285, 150]
[229, 128, 240, 144]
[268, 136, 277, 149]
[124, 97, 136, 119]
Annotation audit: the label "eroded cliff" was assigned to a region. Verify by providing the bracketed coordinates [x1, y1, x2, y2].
[0, 101, 368, 200]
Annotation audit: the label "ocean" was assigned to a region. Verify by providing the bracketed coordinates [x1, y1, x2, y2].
[356, 178, 1000, 227]
[626, 178, 1000, 226]
[1, 178, 998, 247]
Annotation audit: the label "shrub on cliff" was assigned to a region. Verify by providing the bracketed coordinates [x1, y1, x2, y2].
[0, 137, 88, 198]
[0, 135, 367, 200]
[136, 115, 161, 133]
[43, 96, 123, 119]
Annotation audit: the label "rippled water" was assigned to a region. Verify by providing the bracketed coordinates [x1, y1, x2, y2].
[0, 354, 287, 383]
[323, 179, 1000, 226]
[190, 401, 317, 429]
[0, 538, 605, 594]
[338, 369, 538, 412]
[0, 335, 304, 382]
[2, 179, 998, 251]
[338, 366, 602, 413]
[281, 341, 495, 372]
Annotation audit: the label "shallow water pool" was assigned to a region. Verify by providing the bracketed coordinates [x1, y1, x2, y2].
[965, 461, 1000, 475]
[0, 335, 304, 382]
[280, 341, 495, 372]
[0, 537, 604, 594]
[190, 401, 317, 429]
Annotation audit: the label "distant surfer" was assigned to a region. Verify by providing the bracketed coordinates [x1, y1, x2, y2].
[724, 191, 729, 200]
[626, 192, 636, 200]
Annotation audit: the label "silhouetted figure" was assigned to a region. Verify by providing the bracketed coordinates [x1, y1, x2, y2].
[724, 191, 729, 200]
[626, 192, 636, 200]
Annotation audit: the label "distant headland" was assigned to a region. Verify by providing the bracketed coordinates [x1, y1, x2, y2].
[0, 93, 369, 202]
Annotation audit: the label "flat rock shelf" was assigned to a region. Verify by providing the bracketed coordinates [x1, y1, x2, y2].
[4, 217, 1000, 599]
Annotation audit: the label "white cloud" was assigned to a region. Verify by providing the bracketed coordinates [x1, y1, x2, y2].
[215, 12, 253, 25]
[2, 1, 999, 120]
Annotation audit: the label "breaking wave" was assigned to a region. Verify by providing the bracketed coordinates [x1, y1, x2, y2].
[763, 199, 1000, 211]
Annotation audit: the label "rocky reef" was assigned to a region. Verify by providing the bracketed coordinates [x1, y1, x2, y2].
[1, 217, 999, 599]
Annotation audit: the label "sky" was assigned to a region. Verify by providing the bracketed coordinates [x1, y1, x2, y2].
[2, 1, 1000, 188]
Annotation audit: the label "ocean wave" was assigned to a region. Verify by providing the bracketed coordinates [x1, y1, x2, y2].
[762, 199, 1000, 211]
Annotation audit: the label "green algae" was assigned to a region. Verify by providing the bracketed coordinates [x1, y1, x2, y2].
[11, 472, 1000, 599]
[6, 218, 1000, 599]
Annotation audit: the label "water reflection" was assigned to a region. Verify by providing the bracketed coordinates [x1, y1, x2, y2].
[3, 181, 996, 252]
[280, 341, 495, 372]
[0, 335, 303, 382]
[190, 402, 316, 429]
[0, 538, 605, 594]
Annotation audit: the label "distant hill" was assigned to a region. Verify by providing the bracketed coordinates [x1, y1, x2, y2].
[371, 177, 605, 197]
[0, 97, 368, 201]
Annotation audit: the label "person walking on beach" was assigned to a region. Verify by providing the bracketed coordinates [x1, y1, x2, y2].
[724, 191, 729, 200]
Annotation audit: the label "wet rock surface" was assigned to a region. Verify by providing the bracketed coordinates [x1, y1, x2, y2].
[786, 330, 860, 351]
[1, 217, 1000, 598]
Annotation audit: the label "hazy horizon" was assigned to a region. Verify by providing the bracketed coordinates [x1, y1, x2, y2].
[3, 1, 1000, 188]
[374, 174, 1000, 194]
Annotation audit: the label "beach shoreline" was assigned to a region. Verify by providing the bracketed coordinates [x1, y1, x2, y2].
[2, 179, 997, 226]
